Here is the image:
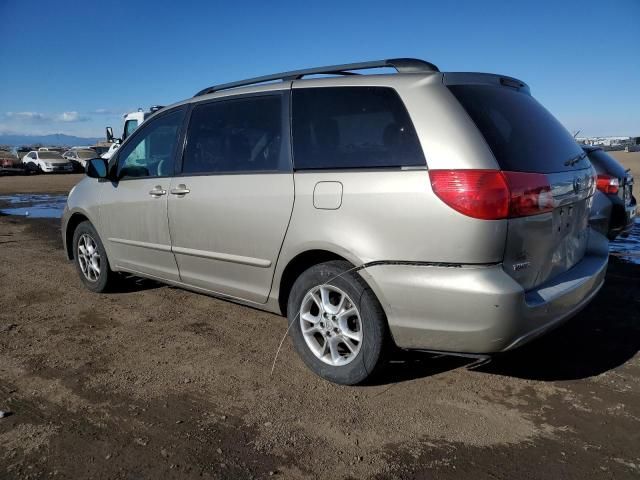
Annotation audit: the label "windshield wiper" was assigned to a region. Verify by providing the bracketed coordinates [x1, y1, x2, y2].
[564, 151, 587, 167]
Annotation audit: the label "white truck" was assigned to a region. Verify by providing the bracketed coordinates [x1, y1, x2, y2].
[102, 106, 164, 159]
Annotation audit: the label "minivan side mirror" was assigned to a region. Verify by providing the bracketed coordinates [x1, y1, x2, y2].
[86, 158, 108, 179]
[106, 126, 114, 142]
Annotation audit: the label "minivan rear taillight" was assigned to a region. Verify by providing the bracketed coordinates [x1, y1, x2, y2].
[429, 169, 553, 220]
[503, 171, 554, 217]
[596, 174, 619, 195]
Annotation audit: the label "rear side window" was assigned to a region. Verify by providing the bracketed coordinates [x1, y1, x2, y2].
[182, 95, 288, 175]
[292, 87, 425, 170]
[448, 85, 589, 173]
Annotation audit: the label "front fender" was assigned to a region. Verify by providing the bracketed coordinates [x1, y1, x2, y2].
[62, 178, 106, 261]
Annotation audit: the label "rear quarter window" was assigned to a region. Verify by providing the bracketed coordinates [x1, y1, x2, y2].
[292, 87, 425, 170]
[448, 85, 589, 173]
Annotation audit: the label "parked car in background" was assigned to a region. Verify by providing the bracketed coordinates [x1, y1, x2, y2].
[63, 149, 98, 171]
[16, 147, 33, 162]
[0, 150, 19, 168]
[585, 146, 636, 239]
[22, 150, 74, 173]
[63, 58, 607, 385]
[90, 143, 112, 157]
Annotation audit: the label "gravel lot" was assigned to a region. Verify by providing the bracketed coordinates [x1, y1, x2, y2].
[609, 151, 640, 180]
[0, 175, 639, 479]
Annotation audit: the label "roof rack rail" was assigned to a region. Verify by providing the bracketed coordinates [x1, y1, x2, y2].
[194, 58, 439, 97]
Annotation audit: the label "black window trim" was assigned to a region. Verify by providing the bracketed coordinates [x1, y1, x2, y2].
[293, 165, 429, 174]
[110, 105, 188, 182]
[290, 85, 426, 171]
[174, 89, 293, 178]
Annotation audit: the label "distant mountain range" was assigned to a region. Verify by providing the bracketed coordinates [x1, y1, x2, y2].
[0, 133, 103, 148]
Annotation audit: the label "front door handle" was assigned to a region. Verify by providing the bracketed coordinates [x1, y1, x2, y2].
[149, 186, 167, 197]
[170, 184, 190, 196]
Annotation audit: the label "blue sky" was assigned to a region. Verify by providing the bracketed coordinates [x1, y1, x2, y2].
[0, 0, 638, 138]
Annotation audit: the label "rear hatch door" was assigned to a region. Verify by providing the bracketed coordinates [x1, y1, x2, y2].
[447, 78, 596, 290]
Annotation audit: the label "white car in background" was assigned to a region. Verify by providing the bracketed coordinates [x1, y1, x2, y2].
[22, 150, 74, 173]
[62, 149, 98, 171]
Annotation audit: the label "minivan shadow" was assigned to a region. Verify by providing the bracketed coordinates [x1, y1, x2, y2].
[476, 257, 640, 382]
[368, 351, 477, 386]
[109, 274, 163, 294]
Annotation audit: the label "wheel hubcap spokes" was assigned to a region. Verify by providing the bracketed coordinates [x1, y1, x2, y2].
[78, 234, 101, 282]
[300, 285, 362, 366]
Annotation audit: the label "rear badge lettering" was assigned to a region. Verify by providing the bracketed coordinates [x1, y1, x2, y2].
[513, 261, 531, 272]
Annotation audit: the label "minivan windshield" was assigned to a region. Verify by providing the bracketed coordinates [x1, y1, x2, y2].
[39, 152, 64, 160]
[448, 85, 590, 173]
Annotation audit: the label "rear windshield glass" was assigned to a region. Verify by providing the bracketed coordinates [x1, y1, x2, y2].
[448, 85, 589, 173]
[292, 87, 425, 170]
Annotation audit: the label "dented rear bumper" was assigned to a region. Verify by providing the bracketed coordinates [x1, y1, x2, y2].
[359, 231, 609, 354]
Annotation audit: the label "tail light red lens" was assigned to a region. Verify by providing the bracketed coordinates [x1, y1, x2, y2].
[429, 170, 509, 220]
[429, 169, 553, 220]
[502, 171, 554, 217]
[596, 174, 619, 195]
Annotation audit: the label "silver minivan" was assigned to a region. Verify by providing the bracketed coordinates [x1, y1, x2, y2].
[62, 59, 608, 384]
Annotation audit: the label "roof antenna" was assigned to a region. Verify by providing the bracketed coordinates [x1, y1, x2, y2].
[573, 129, 581, 139]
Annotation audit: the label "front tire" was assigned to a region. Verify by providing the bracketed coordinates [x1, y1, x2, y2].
[287, 260, 388, 385]
[72, 221, 117, 293]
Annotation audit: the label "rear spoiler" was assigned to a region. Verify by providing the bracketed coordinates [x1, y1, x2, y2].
[443, 72, 531, 95]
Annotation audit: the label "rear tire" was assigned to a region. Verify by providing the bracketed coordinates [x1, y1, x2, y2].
[72, 221, 117, 293]
[287, 260, 388, 385]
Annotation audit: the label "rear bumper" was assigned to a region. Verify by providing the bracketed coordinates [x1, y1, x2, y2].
[620, 201, 636, 234]
[592, 190, 637, 240]
[360, 232, 609, 354]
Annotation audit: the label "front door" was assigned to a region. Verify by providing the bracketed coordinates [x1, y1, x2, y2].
[167, 92, 294, 303]
[98, 107, 186, 281]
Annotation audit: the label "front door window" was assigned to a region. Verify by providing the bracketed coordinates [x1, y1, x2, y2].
[116, 111, 183, 179]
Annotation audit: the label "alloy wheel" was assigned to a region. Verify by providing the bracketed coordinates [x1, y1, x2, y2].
[299, 285, 363, 366]
[77, 233, 101, 282]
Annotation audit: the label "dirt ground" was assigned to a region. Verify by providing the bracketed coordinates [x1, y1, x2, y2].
[0, 174, 82, 195]
[609, 151, 640, 180]
[0, 176, 639, 479]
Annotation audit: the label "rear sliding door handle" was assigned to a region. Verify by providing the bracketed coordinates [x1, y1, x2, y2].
[170, 184, 190, 195]
[149, 186, 167, 197]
